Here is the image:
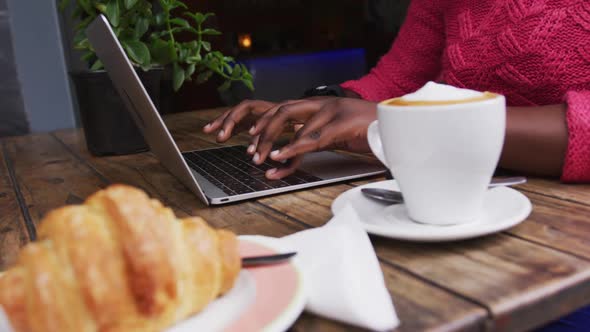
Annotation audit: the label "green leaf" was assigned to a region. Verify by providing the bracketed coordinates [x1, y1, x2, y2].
[186, 41, 198, 50]
[185, 63, 196, 79]
[95, 3, 107, 14]
[150, 38, 176, 65]
[201, 41, 211, 52]
[196, 70, 213, 84]
[185, 12, 214, 25]
[75, 15, 94, 30]
[124, 0, 138, 9]
[154, 12, 166, 26]
[241, 64, 252, 80]
[74, 38, 90, 50]
[121, 28, 138, 40]
[186, 54, 202, 63]
[150, 30, 167, 39]
[73, 30, 86, 44]
[90, 59, 103, 71]
[168, 40, 179, 62]
[112, 26, 124, 38]
[202, 12, 215, 23]
[172, 63, 185, 91]
[106, 0, 121, 27]
[224, 63, 233, 75]
[217, 80, 232, 92]
[201, 28, 221, 36]
[81, 51, 94, 62]
[134, 17, 149, 38]
[169, 0, 188, 10]
[178, 47, 189, 62]
[230, 63, 241, 78]
[208, 59, 221, 72]
[159, 0, 171, 11]
[122, 39, 151, 65]
[139, 3, 152, 17]
[78, 0, 94, 15]
[203, 53, 220, 71]
[243, 79, 254, 91]
[170, 18, 190, 28]
[212, 51, 224, 58]
[185, 27, 199, 35]
[183, 12, 197, 20]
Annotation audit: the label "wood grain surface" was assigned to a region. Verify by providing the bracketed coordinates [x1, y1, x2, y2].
[1, 108, 590, 332]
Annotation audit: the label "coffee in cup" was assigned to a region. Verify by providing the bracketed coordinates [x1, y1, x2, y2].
[367, 82, 506, 225]
[384, 91, 498, 106]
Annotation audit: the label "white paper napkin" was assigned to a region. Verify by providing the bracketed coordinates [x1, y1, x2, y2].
[282, 203, 399, 331]
[0, 307, 13, 332]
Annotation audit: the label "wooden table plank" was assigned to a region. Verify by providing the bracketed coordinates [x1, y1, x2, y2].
[2, 108, 590, 332]
[519, 178, 590, 207]
[1, 134, 109, 228]
[373, 235, 590, 332]
[507, 191, 590, 260]
[291, 260, 488, 332]
[53, 130, 196, 216]
[0, 143, 30, 270]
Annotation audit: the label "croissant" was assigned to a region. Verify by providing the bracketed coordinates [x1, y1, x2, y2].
[0, 185, 241, 332]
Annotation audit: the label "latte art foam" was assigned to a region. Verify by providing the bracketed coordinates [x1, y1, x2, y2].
[383, 82, 497, 106]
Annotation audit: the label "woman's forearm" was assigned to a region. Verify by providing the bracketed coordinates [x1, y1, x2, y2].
[499, 104, 568, 177]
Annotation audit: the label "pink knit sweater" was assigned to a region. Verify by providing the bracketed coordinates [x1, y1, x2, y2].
[341, 0, 590, 182]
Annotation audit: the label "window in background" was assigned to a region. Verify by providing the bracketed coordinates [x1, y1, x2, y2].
[174, 0, 410, 111]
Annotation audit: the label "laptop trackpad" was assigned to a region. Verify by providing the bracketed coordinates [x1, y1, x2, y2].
[299, 151, 384, 180]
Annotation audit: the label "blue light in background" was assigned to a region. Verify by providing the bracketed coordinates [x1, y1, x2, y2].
[237, 48, 367, 102]
[242, 48, 366, 67]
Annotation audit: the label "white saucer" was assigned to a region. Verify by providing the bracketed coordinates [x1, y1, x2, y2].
[332, 180, 532, 242]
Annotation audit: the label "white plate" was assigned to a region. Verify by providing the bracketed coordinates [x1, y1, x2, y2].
[332, 180, 532, 242]
[168, 235, 306, 332]
[0, 237, 306, 332]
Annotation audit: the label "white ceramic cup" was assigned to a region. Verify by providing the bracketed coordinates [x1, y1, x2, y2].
[367, 94, 506, 225]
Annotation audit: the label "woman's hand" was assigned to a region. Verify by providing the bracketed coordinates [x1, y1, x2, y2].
[202, 99, 277, 142]
[500, 104, 568, 177]
[202, 97, 335, 146]
[253, 98, 378, 179]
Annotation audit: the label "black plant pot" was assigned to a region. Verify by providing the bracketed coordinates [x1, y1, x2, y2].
[71, 69, 163, 156]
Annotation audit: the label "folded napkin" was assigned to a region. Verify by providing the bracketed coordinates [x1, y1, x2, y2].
[282, 203, 399, 331]
[0, 307, 11, 332]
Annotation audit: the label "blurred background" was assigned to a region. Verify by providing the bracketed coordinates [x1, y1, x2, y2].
[0, 0, 410, 137]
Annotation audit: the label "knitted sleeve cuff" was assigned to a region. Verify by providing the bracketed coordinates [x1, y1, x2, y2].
[562, 90, 590, 182]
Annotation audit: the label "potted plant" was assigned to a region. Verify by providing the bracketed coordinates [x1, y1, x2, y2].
[61, 0, 254, 156]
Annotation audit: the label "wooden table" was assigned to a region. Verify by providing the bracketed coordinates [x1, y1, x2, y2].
[2, 108, 590, 332]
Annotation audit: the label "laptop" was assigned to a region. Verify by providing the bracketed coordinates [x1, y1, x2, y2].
[85, 15, 385, 205]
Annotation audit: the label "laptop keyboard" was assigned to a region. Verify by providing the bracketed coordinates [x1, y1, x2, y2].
[182, 146, 322, 196]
